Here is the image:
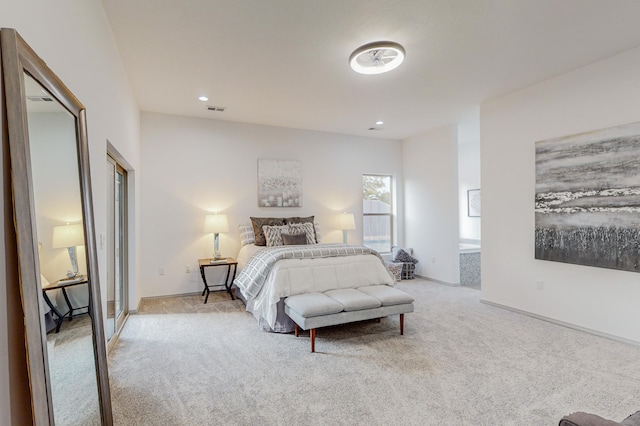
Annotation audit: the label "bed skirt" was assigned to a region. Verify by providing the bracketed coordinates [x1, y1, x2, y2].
[235, 288, 295, 333]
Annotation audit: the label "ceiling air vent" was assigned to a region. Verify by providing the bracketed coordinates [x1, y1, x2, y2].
[27, 96, 54, 102]
[368, 127, 381, 131]
[207, 105, 226, 112]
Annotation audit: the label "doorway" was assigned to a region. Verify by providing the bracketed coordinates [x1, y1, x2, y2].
[107, 155, 128, 341]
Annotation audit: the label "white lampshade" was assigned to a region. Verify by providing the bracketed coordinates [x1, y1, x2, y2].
[335, 213, 356, 231]
[203, 214, 229, 234]
[52, 223, 84, 248]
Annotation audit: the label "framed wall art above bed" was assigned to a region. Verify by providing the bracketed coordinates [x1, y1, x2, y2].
[257, 159, 302, 207]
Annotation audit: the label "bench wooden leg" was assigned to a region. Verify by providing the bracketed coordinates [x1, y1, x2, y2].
[400, 313, 405, 335]
[310, 328, 316, 353]
[294, 323, 299, 337]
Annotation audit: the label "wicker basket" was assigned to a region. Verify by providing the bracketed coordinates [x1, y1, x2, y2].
[399, 262, 415, 280]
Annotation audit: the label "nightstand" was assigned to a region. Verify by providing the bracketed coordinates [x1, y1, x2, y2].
[42, 276, 90, 333]
[198, 258, 238, 303]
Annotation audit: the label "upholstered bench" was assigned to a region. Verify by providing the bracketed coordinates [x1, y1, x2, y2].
[284, 285, 414, 352]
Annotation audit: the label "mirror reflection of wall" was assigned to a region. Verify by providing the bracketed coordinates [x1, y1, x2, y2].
[29, 111, 86, 276]
[24, 72, 101, 425]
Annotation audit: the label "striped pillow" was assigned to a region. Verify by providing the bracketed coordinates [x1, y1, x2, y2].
[284, 216, 319, 243]
[262, 224, 290, 247]
[287, 222, 316, 245]
[239, 224, 255, 246]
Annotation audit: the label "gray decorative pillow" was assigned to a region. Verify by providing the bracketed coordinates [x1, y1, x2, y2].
[282, 233, 307, 246]
[262, 224, 290, 247]
[284, 216, 318, 242]
[560, 412, 624, 426]
[287, 222, 316, 245]
[238, 224, 255, 246]
[622, 411, 640, 426]
[251, 217, 285, 246]
[394, 248, 419, 264]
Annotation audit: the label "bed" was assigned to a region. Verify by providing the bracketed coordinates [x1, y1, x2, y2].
[234, 217, 395, 332]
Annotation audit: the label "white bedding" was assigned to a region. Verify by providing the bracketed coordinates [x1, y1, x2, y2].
[236, 244, 394, 330]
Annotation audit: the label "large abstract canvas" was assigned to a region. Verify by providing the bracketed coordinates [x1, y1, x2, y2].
[258, 159, 302, 207]
[535, 122, 640, 272]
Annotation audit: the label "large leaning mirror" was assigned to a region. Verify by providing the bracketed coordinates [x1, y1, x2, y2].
[1, 28, 112, 424]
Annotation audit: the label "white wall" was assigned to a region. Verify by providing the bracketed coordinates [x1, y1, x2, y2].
[30, 113, 88, 280]
[140, 112, 403, 298]
[403, 125, 460, 284]
[481, 46, 640, 344]
[458, 139, 481, 242]
[0, 1, 140, 422]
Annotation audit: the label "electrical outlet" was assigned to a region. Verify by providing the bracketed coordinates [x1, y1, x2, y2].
[536, 280, 544, 290]
[159, 267, 165, 276]
[185, 264, 192, 273]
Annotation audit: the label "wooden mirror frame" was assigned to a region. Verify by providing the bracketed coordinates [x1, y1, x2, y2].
[1, 28, 113, 424]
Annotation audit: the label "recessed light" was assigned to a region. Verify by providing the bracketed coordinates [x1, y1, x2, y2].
[198, 96, 209, 101]
[349, 41, 405, 75]
[376, 121, 384, 126]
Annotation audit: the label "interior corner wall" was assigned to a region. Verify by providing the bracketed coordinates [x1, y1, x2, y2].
[481, 46, 640, 344]
[0, 0, 140, 421]
[140, 112, 403, 298]
[403, 125, 460, 284]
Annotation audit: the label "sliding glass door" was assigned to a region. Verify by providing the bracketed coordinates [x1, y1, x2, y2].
[107, 155, 128, 340]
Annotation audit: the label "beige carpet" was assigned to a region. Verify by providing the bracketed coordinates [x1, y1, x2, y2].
[47, 315, 101, 425]
[108, 280, 640, 425]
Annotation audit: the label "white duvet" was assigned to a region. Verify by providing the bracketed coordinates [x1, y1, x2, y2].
[236, 244, 394, 329]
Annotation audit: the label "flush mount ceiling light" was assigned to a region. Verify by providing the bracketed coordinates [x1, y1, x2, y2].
[349, 41, 405, 75]
[198, 96, 209, 101]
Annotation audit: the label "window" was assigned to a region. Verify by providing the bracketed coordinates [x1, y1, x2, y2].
[363, 174, 392, 253]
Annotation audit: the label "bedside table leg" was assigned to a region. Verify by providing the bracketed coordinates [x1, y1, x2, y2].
[224, 265, 235, 301]
[200, 266, 209, 303]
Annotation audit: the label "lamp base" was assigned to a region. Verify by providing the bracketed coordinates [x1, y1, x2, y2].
[67, 246, 79, 277]
[213, 233, 222, 260]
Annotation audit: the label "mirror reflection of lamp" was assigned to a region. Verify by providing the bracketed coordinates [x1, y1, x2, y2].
[52, 223, 84, 278]
[204, 214, 229, 260]
[335, 212, 356, 244]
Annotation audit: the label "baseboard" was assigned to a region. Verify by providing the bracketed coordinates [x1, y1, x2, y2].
[138, 292, 201, 308]
[414, 275, 460, 286]
[481, 299, 640, 347]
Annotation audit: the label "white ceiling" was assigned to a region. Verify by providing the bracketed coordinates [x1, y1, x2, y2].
[102, 0, 640, 140]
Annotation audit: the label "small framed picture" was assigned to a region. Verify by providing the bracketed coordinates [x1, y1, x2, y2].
[467, 189, 481, 217]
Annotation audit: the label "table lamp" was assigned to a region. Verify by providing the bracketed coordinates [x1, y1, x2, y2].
[335, 212, 356, 244]
[204, 214, 229, 259]
[52, 223, 84, 278]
